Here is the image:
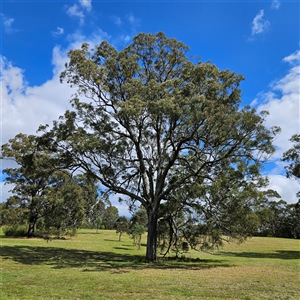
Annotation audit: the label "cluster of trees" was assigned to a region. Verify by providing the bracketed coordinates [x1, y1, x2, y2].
[255, 199, 300, 239]
[115, 208, 148, 249]
[0, 133, 120, 237]
[1, 32, 299, 261]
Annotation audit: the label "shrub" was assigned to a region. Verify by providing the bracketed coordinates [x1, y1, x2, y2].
[3, 225, 28, 237]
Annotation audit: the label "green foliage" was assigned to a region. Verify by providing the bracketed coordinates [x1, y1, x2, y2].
[282, 134, 300, 180]
[128, 208, 147, 249]
[1, 196, 28, 227]
[157, 165, 278, 255]
[0, 133, 101, 238]
[2, 225, 28, 237]
[102, 205, 119, 229]
[115, 216, 130, 241]
[256, 199, 300, 239]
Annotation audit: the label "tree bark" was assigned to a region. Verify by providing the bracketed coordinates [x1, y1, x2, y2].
[27, 212, 38, 238]
[146, 206, 159, 262]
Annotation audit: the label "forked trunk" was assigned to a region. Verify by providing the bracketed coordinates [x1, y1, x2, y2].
[146, 207, 159, 262]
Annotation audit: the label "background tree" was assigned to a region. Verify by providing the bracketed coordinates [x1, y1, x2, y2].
[1, 133, 100, 237]
[41, 32, 279, 261]
[0, 203, 4, 226]
[39, 172, 96, 236]
[1, 133, 59, 236]
[115, 216, 130, 241]
[102, 205, 119, 229]
[128, 208, 148, 249]
[1, 195, 28, 230]
[257, 199, 288, 237]
[281, 134, 300, 238]
[80, 182, 107, 231]
[256, 199, 300, 239]
[285, 201, 300, 239]
[282, 134, 300, 180]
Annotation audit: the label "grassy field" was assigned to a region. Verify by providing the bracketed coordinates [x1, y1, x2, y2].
[1, 228, 299, 300]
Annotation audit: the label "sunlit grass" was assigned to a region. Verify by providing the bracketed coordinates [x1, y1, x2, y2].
[1, 228, 299, 299]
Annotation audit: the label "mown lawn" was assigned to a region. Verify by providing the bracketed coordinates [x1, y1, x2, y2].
[1, 228, 299, 299]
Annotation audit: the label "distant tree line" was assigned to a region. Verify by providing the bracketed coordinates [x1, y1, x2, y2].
[254, 199, 300, 239]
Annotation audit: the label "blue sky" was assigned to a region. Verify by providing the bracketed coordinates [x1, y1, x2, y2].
[1, 0, 299, 213]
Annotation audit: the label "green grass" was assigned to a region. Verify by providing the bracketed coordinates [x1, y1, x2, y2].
[1, 228, 299, 300]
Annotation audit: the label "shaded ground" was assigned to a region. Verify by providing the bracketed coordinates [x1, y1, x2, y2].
[1, 245, 231, 272]
[219, 250, 300, 260]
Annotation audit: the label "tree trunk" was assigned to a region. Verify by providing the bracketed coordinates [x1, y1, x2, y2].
[27, 222, 36, 238]
[146, 207, 159, 262]
[27, 212, 38, 238]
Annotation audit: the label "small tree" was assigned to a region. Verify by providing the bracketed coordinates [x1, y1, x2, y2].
[128, 208, 147, 249]
[84, 197, 106, 231]
[115, 216, 130, 241]
[102, 205, 119, 229]
[95, 217, 103, 233]
[40, 171, 88, 236]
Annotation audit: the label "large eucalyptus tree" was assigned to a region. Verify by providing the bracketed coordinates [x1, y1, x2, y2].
[41, 32, 279, 261]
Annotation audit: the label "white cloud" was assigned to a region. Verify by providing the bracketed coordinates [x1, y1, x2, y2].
[253, 50, 300, 203]
[267, 175, 298, 204]
[120, 34, 131, 44]
[0, 54, 73, 146]
[66, 29, 110, 52]
[51, 27, 64, 38]
[255, 54, 299, 160]
[127, 12, 140, 27]
[66, 1, 92, 25]
[0, 57, 26, 94]
[3, 17, 14, 30]
[271, 0, 281, 10]
[1, 27, 111, 147]
[67, 4, 85, 26]
[251, 10, 270, 37]
[111, 15, 122, 26]
[79, 0, 92, 11]
[1, 14, 16, 33]
[283, 49, 300, 65]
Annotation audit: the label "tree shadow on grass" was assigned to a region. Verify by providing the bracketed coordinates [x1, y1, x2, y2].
[1, 245, 232, 273]
[113, 246, 132, 251]
[78, 231, 102, 234]
[220, 250, 300, 260]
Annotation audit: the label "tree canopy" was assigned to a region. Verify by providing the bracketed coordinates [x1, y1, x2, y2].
[283, 134, 300, 180]
[32, 32, 278, 260]
[1, 133, 101, 237]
